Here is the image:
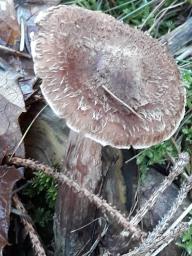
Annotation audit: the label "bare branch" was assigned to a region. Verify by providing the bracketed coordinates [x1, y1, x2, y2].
[0, 45, 31, 59]
[125, 169, 192, 256]
[8, 157, 145, 241]
[130, 152, 189, 226]
[125, 221, 188, 256]
[161, 17, 192, 55]
[13, 194, 46, 256]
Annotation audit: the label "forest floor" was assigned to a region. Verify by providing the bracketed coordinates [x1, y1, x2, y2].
[0, 0, 192, 256]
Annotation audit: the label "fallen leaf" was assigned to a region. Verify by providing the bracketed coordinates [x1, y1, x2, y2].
[2, 0, 60, 99]
[16, 0, 60, 54]
[0, 52, 35, 100]
[0, 59, 25, 163]
[0, 166, 23, 250]
[0, 0, 20, 46]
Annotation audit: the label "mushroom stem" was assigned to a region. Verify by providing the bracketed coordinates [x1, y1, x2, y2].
[8, 135, 145, 252]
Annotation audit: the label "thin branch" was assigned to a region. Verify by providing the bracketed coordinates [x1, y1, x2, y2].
[19, 17, 25, 52]
[149, 206, 192, 256]
[125, 171, 192, 256]
[10, 104, 48, 159]
[0, 45, 31, 59]
[8, 157, 145, 241]
[13, 194, 46, 256]
[147, 173, 192, 240]
[130, 152, 189, 226]
[177, 46, 192, 60]
[161, 16, 192, 55]
[127, 221, 188, 256]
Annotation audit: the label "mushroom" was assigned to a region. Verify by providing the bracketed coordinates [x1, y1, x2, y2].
[31, 5, 186, 149]
[30, 6, 187, 253]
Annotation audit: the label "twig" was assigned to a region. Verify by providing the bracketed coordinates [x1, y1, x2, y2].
[8, 157, 145, 241]
[177, 46, 192, 60]
[10, 104, 48, 159]
[147, 173, 192, 238]
[82, 219, 109, 256]
[149, 203, 192, 256]
[161, 16, 192, 55]
[13, 194, 46, 256]
[20, 17, 25, 52]
[130, 152, 189, 226]
[125, 149, 146, 164]
[124, 221, 188, 256]
[125, 171, 192, 256]
[0, 45, 31, 59]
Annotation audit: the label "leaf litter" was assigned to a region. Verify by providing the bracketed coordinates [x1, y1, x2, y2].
[0, 0, 59, 254]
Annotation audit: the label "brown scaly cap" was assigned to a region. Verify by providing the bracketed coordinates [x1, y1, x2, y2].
[31, 5, 186, 149]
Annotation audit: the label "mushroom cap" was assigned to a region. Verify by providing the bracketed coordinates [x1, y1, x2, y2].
[31, 5, 186, 149]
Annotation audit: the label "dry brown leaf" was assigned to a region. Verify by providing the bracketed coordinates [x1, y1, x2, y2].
[0, 0, 20, 46]
[3, 0, 60, 96]
[16, 0, 60, 54]
[0, 59, 25, 163]
[0, 166, 23, 250]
